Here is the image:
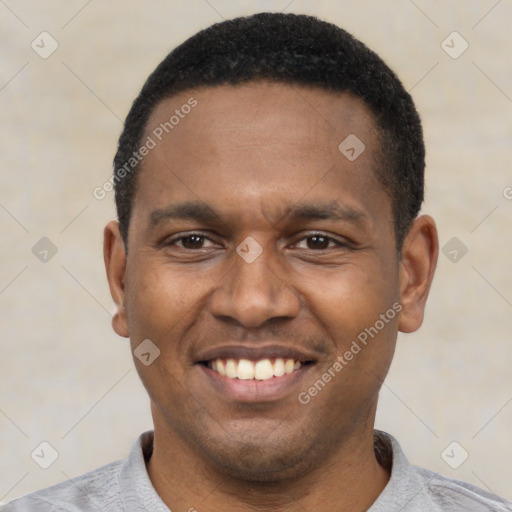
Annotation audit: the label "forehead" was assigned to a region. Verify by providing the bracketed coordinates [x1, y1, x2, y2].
[145, 82, 381, 154]
[134, 82, 390, 232]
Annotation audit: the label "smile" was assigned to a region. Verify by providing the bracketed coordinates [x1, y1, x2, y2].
[206, 358, 304, 381]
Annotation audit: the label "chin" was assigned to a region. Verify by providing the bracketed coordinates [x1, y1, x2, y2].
[211, 446, 313, 483]
[196, 423, 320, 483]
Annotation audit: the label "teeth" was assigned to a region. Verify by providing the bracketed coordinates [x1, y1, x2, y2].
[254, 359, 273, 380]
[225, 359, 237, 379]
[209, 357, 302, 380]
[285, 359, 295, 375]
[273, 357, 285, 377]
[237, 359, 254, 380]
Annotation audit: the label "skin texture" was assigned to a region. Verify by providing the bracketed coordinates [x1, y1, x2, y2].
[104, 82, 438, 511]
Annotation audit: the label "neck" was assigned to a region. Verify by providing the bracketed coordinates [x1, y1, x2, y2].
[146, 416, 390, 512]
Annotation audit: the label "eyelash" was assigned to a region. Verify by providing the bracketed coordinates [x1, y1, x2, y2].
[165, 232, 349, 250]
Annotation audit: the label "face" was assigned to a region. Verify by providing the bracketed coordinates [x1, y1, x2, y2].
[105, 82, 437, 481]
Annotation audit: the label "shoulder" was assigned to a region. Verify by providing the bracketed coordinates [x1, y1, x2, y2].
[1, 432, 157, 512]
[372, 431, 512, 512]
[1, 459, 124, 512]
[413, 466, 512, 512]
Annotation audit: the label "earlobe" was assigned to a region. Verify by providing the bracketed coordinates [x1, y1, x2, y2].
[397, 215, 439, 334]
[103, 221, 129, 338]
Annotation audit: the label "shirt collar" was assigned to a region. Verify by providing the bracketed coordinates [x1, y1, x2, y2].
[118, 429, 416, 511]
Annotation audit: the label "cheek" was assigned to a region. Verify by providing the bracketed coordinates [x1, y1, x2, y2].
[307, 260, 400, 398]
[309, 262, 397, 340]
[123, 261, 204, 401]
[124, 258, 202, 342]
[323, 265, 399, 391]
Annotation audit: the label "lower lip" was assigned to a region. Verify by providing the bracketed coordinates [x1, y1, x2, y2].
[196, 364, 313, 403]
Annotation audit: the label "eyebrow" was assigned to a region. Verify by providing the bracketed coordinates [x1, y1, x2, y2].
[149, 200, 368, 229]
[284, 201, 367, 224]
[150, 201, 220, 227]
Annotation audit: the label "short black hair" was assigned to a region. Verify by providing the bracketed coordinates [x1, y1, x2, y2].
[113, 12, 424, 250]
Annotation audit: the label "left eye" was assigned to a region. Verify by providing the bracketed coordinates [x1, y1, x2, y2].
[168, 234, 216, 249]
[295, 234, 343, 250]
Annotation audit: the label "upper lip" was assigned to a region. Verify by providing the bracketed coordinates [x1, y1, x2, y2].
[195, 344, 318, 364]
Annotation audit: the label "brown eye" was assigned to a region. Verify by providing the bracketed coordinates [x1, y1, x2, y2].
[306, 235, 330, 250]
[165, 233, 217, 250]
[180, 234, 205, 249]
[294, 233, 343, 250]
[293, 233, 349, 251]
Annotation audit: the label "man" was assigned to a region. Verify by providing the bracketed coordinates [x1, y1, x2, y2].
[4, 12, 511, 512]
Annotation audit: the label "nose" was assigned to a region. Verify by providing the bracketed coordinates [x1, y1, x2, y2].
[209, 247, 301, 328]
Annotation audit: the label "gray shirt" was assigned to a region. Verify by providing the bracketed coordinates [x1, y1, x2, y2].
[3, 430, 511, 511]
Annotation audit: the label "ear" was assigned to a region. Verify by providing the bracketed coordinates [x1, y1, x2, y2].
[104, 221, 129, 338]
[398, 215, 439, 333]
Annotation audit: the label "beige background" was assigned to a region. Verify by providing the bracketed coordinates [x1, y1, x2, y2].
[1, 0, 511, 504]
